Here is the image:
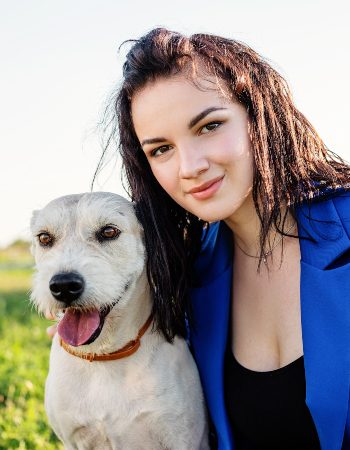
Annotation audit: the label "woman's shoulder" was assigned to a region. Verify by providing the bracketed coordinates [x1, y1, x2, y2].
[296, 187, 350, 265]
[307, 186, 350, 226]
[329, 188, 350, 220]
[299, 185, 350, 212]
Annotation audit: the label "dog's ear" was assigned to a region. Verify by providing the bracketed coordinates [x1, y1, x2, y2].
[29, 210, 40, 256]
[30, 210, 40, 231]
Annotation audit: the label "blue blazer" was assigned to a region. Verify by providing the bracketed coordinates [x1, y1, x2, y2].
[189, 191, 350, 450]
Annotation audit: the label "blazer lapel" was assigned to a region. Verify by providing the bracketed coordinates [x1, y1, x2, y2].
[296, 196, 350, 450]
[189, 222, 234, 449]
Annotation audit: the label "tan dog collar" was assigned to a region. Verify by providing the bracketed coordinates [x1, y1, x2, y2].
[59, 314, 153, 362]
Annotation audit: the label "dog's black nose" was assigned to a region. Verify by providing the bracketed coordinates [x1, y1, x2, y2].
[49, 272, 85, 304]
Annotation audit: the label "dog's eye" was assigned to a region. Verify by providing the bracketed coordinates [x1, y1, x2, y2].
[98, 226, 121, 241]
[37, 232, 54, 247]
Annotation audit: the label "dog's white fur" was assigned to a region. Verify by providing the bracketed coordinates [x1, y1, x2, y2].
[30, 192, 209, 450]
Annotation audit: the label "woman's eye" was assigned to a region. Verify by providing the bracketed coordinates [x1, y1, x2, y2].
[37, 232, 54, 247]
[97, 225, 121, 242]
[150, 145, 171, 157]
[201, 121, 222, 134]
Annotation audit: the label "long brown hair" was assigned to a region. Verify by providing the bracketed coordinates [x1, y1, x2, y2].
[96, 28, 350, 341]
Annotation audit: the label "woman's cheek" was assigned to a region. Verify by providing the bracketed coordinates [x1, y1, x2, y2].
[218, 134, 251, 164]
[151, 166, 179, 197]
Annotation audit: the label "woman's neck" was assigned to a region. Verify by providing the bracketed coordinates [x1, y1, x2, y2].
[224, 193, 295, 258]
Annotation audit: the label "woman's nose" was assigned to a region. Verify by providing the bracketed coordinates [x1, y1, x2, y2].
[178, 148, 209, 179]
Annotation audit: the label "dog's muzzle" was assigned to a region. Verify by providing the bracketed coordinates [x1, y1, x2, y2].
[49, 272, 126, 347]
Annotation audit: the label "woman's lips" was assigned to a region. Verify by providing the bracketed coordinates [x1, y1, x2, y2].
[189, 176, 224, 200]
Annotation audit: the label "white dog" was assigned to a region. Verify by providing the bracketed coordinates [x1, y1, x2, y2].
[30, 192, 209, 450]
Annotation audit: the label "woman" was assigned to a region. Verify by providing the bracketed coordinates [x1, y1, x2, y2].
[103, 28, 350, 449]
[51, 28, 350, 448]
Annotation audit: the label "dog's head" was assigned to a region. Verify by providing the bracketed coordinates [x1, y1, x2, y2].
[30, 192, 146, 347]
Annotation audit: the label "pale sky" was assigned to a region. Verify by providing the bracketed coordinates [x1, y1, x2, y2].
[1, 0, 349, 247]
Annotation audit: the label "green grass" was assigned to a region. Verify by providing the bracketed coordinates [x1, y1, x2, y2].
[0, 267, 63, 449]
[0, 269, 34, 293]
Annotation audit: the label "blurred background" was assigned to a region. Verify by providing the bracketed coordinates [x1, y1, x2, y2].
[0, 0, 349, 447]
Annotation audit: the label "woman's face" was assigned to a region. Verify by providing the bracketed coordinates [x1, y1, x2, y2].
[131, 74, 254, 223]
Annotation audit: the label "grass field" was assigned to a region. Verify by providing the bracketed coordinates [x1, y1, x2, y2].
[0, 242, 63, 449]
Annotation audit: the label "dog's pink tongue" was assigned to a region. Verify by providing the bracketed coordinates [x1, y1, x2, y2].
[58, 309, 100, 346]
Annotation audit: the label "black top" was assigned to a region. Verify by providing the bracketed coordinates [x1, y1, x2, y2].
[224, 348, 321, 450]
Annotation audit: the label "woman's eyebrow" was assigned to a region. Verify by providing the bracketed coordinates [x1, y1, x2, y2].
[141, 137, 167, 147]
[188, 107, 227, 129]
[140, 106, 227, 147]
